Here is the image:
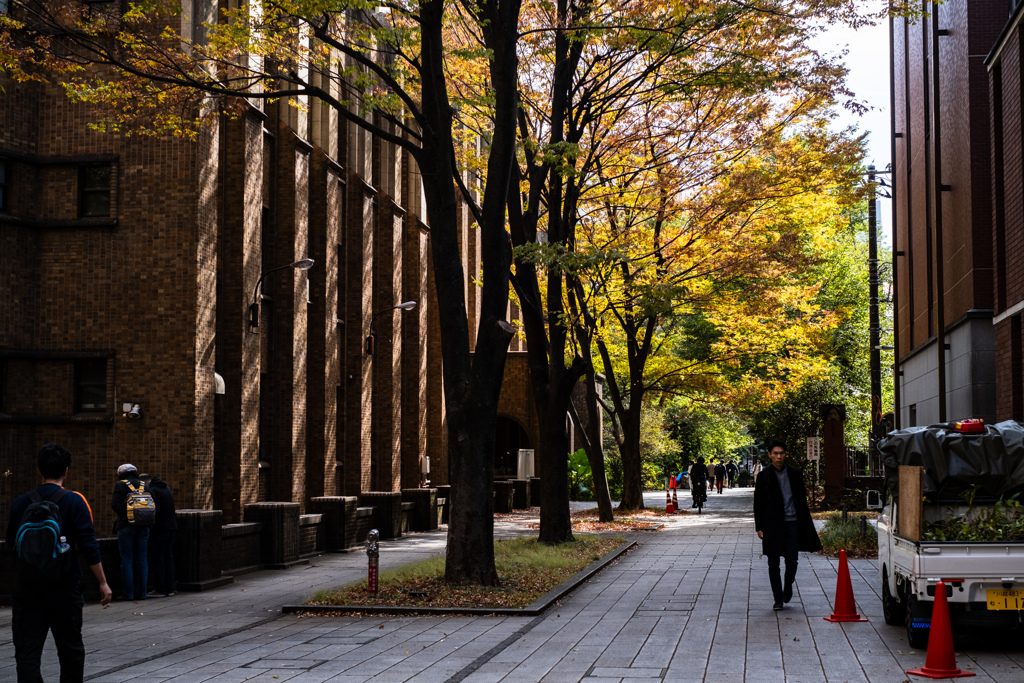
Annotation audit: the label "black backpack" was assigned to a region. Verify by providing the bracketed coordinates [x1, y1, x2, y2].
[14, 488, 72, 585]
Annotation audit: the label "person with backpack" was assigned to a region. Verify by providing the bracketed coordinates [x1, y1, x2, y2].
[111, 463, 155, 601]
[139, 473, 176, 596]
[5, 443, 113, 681]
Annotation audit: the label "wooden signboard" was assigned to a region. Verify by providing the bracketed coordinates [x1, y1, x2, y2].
[898, 465, 923, 541]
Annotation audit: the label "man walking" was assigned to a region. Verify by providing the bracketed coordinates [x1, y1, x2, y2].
[714, 462, 726, 494]
[6, 443, 113, 681]
[111, 464, 153, 600]
[753, 439, 821, 611]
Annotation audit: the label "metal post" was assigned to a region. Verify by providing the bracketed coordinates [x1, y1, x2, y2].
[366, 529, 380, 595]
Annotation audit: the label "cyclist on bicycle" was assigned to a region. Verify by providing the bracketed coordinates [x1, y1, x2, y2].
[689, 457, 709, 508]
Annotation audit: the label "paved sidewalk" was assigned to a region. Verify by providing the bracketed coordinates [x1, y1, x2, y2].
[1, 488, 1021, 682]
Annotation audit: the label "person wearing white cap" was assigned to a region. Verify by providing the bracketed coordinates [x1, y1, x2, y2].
[111, 464, 153, 600]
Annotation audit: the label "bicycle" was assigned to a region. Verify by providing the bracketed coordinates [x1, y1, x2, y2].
[691, 480, 708, 514]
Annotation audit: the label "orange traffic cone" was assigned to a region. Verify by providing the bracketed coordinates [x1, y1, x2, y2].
[906, 581, 975, 678]
[823, 550, 868, 622]
[665, 483, 675, 513]
[671, 485, 679, 513]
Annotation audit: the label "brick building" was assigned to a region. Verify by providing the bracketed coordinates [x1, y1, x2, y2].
[986, 1, 1024, 422]
[0, 31, 545, 531]
[890, 0, 1009, 427]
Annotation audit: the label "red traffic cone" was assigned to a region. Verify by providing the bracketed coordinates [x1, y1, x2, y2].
[906, 581, 975, 678]
[824, 550, 868, 622]
[671, 486, 679, 513]
[665, 484, 675, 513]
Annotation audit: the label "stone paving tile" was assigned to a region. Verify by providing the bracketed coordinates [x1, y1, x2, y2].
[4, 489, 1020, 682]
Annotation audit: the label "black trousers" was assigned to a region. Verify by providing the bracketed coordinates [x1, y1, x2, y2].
[12, 582, 85, 682]
[767, 521, 800, 602]
[151, 528, 176, 595]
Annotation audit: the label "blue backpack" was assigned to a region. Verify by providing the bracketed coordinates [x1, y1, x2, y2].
[14, 488, 72, 585]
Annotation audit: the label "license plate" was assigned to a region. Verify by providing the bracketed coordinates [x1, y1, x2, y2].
[986, 589, 1024, 610]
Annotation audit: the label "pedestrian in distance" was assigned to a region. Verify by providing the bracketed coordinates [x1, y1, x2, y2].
[753, 439, 821, 611]
[714, 462, 726, 494]
[139, 473, 177, 597]
[111, 464, 155, 600]
[726, 461, 738, 488]
[6, 443, 113, 682]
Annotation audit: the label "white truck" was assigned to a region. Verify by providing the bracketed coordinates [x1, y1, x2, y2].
[874, 421, 1024, 648]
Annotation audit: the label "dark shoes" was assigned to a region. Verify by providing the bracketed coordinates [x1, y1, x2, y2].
[783, 583, 793, 603]
[773, 601, 784, 611]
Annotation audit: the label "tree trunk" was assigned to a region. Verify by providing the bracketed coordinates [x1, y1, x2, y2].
[418, 0, 520, 584]
[537, 396, 574, 543]
[617, 404, 645, 510]
[569, 369, 613, 522]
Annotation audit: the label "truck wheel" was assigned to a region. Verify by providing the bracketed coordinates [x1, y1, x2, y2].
[882, 571, 905, 626]
[905, 596, 929, 649]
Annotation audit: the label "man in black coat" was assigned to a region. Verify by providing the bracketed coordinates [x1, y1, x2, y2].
[140, 474, 177, 596]
[754, 439, 822, 611]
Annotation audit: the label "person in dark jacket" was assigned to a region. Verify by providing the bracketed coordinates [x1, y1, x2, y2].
[111, 464, 151, 600]
[726, 461, 738, 488]
[6, 443, 113, 681]
[140, 473, 177, 596]
[689, 457, 709, 507]
[753, 439, 822, 611]
[714, 462, 726, 494]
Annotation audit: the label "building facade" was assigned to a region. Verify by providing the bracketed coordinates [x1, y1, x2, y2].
[0, 23, 540, 531]
[987, 0, 1024, 422]
[890, 0, 1008, 427]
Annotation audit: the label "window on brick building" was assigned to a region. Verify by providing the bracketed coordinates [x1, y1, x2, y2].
[79, 164, 112, 217]
[83, 0, 126, 16]
[0, 160, 7, 211]
[74, 359, 107, 412]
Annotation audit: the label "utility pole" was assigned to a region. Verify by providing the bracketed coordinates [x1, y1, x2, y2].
[867, 165, 888, 456]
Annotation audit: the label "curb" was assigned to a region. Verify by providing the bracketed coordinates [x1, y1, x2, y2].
[282, 539, 638, 617]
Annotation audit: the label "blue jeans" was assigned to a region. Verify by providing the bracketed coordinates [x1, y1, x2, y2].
[117, 526, 150, 600]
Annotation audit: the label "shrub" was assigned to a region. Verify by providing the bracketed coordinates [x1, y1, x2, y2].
[818, 511, 877, 558]
[568, 449, 594, 501]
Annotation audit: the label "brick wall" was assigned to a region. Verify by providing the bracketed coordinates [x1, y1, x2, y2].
[1, 42, 544, 526]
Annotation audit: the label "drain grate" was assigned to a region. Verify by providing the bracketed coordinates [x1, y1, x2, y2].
[242, 659, 327, 670]
[636, 596, 695, 614]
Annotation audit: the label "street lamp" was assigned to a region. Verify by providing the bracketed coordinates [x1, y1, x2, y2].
[248, 258, 315, 333]
[365, 301, 417, 355]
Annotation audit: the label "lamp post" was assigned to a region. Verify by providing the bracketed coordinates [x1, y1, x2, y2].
[248, 258, 315, 333]
[364, 301, 417, 355]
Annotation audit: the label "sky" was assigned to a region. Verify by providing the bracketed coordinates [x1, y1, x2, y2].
[812, 17, 893, 239]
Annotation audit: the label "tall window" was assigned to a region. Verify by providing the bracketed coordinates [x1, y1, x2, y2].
[0, 160, 7, 212]
[74, 359, 107, 412]
[79, 164, 112, 217]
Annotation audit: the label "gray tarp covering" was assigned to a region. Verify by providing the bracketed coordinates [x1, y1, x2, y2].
[878, 420, 1024, 499]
